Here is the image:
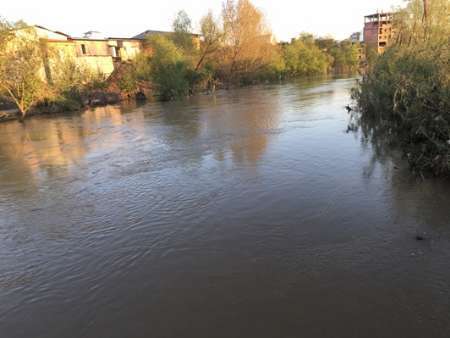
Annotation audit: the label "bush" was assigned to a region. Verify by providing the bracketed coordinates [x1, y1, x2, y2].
[146, 35, 192, 100]
[283, 34, 331, 77]
[352, 0, 450, 176]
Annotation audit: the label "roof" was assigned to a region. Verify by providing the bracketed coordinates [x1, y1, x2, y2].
[107, 37, 142, 41]
[133, 29, 200, 40]
[71, 38, 110, 42]
[34, 25, 72, 38]
[71, 37, 143, 43]
[365, 12, 394, 18]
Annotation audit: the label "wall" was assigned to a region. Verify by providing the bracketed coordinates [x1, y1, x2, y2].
[74, 39, 111, 57]
[76, 56, 115, 76]
[363, 22, 379, 48]
[109, 39, 143, 61]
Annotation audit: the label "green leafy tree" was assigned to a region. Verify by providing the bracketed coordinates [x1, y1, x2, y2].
[146, 35, 191, 100]
[283, 34, 331, 77]
[0, 22, 49, 119]
[172, 10, 194, 52]
[329, 40, 360, 74]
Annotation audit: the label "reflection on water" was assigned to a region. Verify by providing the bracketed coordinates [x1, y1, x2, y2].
[1, 78, 449, 338]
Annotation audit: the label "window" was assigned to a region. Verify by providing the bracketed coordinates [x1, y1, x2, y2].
[81, 44, 87, 55]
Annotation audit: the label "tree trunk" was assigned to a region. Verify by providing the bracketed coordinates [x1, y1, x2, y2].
[423, 0, 429, 21]
[16, 110, 25, 123]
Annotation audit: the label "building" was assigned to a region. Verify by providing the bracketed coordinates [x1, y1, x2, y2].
[12, 25, 201, 83]
[363, 12, 395, 54]
[106, 38, 143, 61]
[20, 25, 144, 79]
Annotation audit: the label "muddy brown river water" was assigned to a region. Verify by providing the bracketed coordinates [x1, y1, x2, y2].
[1, 78, 449, 338]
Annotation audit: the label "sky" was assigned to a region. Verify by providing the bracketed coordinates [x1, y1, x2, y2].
[2, 0, 405, 41]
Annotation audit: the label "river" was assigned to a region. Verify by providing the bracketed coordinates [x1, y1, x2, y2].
[1, 78, 449, 338]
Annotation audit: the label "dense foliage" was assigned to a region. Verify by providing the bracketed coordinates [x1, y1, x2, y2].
[0, 21, 49, 118]
[131, 0, 361, 96]
[283, 34, 331, 76]
[145, 35, 193, 100]
[352, 0, 450, 176]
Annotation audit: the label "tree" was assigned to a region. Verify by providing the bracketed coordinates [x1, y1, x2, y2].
[315, 37, 336, 52]
[146, 35, 191, 100]
[172, 10, 194, 52]
[0, 22, 49, 119]
[329, 40, 360, 74]
[423, 0, 429, 20]
[195, 11, 222, 71]
[283, 34, 331, 76]
[221, 0, 278, 82]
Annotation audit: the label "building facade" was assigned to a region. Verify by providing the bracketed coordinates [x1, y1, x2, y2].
[363, 12, 395, 54]
[24, 26, 202, 81]
[18, 26, 150, 81]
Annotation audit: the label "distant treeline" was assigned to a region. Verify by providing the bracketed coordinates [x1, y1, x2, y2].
[351, 0, 449, 176]
[0, 0, 361, 119]
[122, 0, 361, 100]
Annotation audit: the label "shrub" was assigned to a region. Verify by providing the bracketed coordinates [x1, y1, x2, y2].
[352, 0, 450, 176]
[146, 35, 192, 100]
[283, 34, 331, 77]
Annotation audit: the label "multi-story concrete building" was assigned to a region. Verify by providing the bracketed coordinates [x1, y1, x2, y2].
[363, 12, 394, 54]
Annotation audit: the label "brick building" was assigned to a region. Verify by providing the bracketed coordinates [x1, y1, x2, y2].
[363, 12, 394, 54]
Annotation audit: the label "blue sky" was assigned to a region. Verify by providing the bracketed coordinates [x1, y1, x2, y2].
[2, 0, 405, 41]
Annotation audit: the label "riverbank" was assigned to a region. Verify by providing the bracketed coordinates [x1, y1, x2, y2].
[0, 88, 148, 123]
[1, 72, 358, 124]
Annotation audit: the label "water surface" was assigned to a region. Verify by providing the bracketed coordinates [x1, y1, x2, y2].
[1, 78, 449, 338]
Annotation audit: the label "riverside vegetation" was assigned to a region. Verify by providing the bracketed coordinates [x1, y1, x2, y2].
[351, 0, 449, 176]
[0, 0, 360, 120]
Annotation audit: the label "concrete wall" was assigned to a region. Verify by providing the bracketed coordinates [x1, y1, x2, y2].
[117, 40, 142, 61]
[74, 40, 111, 57]
[76, 56, 115, 76]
